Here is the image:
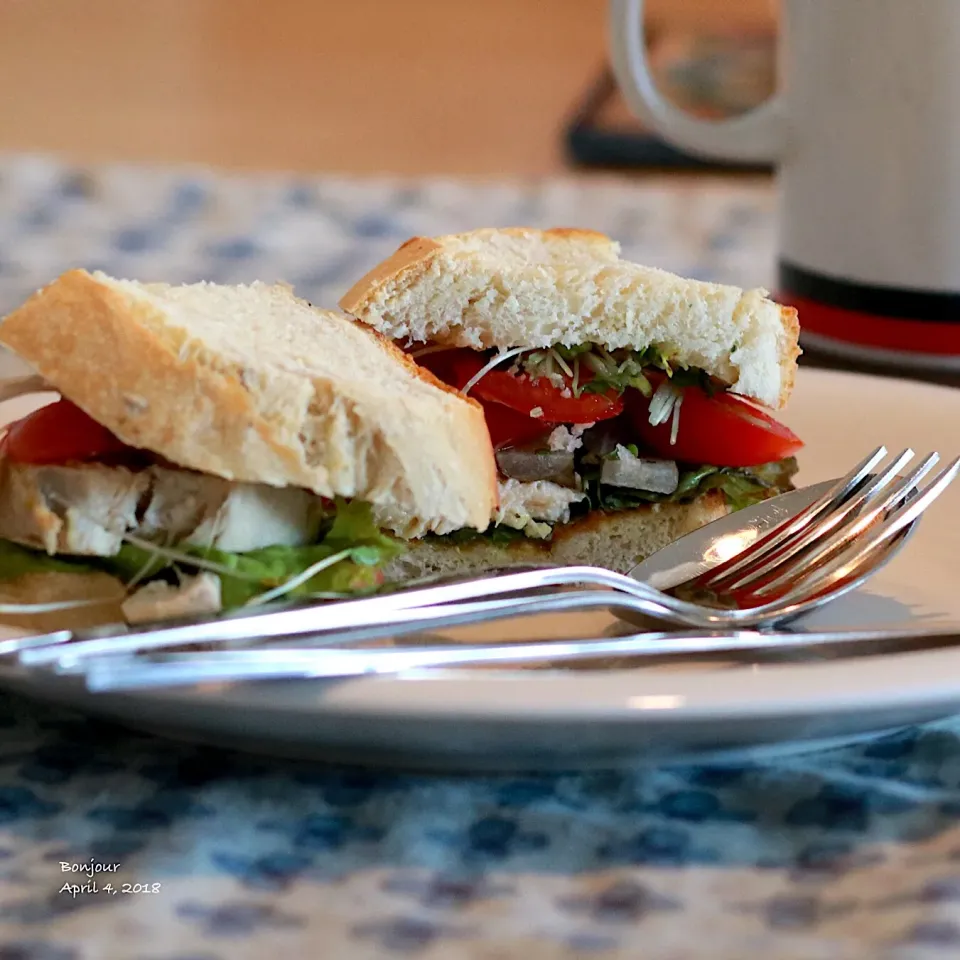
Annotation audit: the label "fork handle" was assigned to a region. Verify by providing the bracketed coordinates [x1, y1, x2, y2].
[277, 589, 675, 648]
[15, 567, 671, 665]
[337, 565, 648, 613]
[81, 624, 960, 691]
[83, 630, 723, 689]
[30, 589, 676, 667]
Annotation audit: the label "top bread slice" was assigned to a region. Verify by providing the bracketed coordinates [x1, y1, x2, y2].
[340, 227, 800, 409]
[0, 270, 497, 537]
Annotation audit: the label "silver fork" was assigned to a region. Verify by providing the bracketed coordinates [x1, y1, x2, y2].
[12, 446, 959, 669]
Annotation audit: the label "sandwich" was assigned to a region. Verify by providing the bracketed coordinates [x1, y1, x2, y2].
[0, 269, 497, 627]
[340, 227, 803, 580]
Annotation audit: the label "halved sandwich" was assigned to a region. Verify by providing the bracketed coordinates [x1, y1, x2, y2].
[0, 269, 497, 627]
[340, 227, 803, 579]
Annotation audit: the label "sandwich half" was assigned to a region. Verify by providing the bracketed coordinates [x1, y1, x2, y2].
[340, 227, 803, 580]
[0, 269, 497, 627]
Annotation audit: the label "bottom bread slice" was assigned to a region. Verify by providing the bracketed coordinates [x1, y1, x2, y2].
[382, 492, 730, 580]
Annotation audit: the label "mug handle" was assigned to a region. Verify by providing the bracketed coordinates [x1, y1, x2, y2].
[609, 0, 786, 163]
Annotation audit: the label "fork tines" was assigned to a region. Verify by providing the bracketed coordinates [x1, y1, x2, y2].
[682, 447, 960, 606]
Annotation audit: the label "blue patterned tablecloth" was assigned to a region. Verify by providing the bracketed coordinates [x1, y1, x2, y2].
[0, 154, 957, 960]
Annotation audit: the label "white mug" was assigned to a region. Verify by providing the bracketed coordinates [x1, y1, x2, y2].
[610, 0, 960, 371]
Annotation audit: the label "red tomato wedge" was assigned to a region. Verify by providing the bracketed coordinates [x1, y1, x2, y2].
[415, 349, 558, 448]
[479, 399, 555, 449]
[414, 348, 466, 384]
[626, 375, 804, 467]
[419, 348, 623, 424]
[0, 399, 133, 465]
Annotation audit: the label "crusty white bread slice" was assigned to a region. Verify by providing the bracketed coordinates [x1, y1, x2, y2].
[382, 492, 730, 580]
[340, 227, 800, 409]
[0, 270, 498, 537]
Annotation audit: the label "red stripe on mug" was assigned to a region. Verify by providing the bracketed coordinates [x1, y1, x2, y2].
[780, 293, 960, 355]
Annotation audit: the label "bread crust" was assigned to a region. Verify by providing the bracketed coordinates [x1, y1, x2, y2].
[341, 236, 444, 314]
[777, 304, 801, 407]
[340, 227, 801, 409]
[0, 270, 498, 536]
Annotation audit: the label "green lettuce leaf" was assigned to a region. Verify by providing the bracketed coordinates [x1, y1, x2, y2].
[426, 524, 530, 548]
[0, 539, 102, 579]
[672, 464, 721, 499]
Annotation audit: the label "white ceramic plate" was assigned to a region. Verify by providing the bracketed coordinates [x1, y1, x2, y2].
[0, 367, 959, 771]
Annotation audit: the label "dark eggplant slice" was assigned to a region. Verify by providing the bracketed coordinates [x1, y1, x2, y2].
[496, 448, 576, 486]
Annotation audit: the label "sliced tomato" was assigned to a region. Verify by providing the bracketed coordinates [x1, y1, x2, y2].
[479, 398, 555, 449]
[0, 399, 133, 465]
[626, 375, 803, 467]
[415, 348, 465, 384]
[437, 349, 623, 423]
